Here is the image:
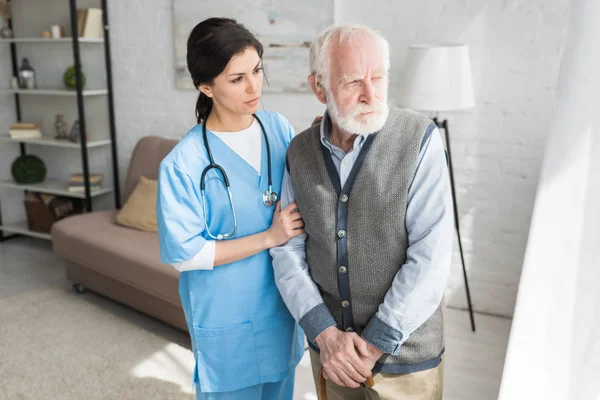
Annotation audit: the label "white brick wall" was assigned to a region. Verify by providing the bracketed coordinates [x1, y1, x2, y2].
[0, 0, 570, 317]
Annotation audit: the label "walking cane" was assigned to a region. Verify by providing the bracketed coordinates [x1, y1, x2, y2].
[318, 370, 375, 400]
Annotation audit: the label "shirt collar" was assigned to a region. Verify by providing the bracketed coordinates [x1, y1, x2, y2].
[319, 110, 367, 153]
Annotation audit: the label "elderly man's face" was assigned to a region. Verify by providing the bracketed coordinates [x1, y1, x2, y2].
[326, 34, 389, 135]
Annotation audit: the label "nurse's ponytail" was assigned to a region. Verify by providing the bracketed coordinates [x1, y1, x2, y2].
[187, 18, 264, 124]
[194, 91, 212, 125]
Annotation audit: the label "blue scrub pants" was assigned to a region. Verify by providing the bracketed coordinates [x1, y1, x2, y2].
[196, 371, 295, 400]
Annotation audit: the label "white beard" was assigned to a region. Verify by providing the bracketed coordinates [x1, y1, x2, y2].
[326, 88, 389, 135]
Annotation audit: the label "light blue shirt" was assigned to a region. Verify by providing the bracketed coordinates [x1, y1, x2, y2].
[270, 111, 453, 353]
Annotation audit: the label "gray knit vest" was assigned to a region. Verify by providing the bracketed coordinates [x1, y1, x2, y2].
[287, 108, 445, 370]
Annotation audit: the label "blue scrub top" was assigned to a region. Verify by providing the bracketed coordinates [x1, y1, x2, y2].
[157, 111, 304, 393]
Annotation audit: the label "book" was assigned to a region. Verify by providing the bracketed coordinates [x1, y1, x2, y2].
[77, 9, 88, 37]
[75, 8, 103, 39]
[68, 184, 102, 193]
[82, 8, 103, 38]
[9, 131, 42, 139]
[69, 173, 104, 184]
[68, 180, 103, 187]
[10, 122, 40, 130]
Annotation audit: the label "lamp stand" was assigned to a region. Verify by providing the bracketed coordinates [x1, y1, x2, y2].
[432, 116, 476, 332]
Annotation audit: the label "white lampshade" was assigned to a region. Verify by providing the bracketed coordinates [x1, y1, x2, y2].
[398, 43, 475, 112]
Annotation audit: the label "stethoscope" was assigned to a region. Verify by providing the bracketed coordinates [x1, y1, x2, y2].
[200, 114, 278, 240]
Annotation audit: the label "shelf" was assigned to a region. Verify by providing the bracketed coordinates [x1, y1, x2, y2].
[0, 88, 108, 96]
[0, 38, 104, 44]
[0, 134, 111, 149]
[0, 2, 120, 229]
[0, 221, 52, 240]
[0, 178, 113, 199]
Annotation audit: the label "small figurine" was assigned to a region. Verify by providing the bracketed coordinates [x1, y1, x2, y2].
[54, 114, 68, 140]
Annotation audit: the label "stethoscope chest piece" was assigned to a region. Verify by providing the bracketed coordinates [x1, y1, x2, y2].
[263, 186, 278, 207]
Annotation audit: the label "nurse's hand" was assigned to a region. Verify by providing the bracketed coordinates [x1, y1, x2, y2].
[315, 326, 372, 388]
[266, 201, 305, 247]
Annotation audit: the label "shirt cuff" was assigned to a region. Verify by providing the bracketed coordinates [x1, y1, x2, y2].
[362, 314, 405, 356]
[299, 303, 336, 343]
[171, 240, 216, 271]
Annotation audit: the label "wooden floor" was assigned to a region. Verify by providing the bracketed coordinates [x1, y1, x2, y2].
[0, 237, 512, 399]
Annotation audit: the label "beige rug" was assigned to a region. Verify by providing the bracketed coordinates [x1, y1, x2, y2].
[0, 286, 195, 400]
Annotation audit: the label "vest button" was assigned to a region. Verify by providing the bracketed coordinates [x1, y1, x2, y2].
[341, 300, 350, 308]
[340, 194, 349, 203]
[337, 230, 346, 238]
[338, 266, 347, 274]
[345, 327, 354, 332]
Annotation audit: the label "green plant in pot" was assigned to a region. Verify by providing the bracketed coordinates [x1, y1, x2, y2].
[11, 155, 47, 184]
[63, 65, 86, 90]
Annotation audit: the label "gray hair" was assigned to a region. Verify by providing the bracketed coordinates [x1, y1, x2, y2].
[309, 24, 391, 88]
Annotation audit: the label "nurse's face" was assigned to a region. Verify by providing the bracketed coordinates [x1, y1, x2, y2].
[210, 47, 264, 115]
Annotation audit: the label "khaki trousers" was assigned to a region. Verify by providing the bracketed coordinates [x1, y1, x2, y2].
[309, 349, 444, 400]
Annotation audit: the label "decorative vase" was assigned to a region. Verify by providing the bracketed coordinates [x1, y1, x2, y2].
[11, 155, 47, 184]
[17, 58, 36, 89]
[63, 65, 86, 89]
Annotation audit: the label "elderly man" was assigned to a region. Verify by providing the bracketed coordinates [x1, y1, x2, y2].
[270, 24, 452, 400]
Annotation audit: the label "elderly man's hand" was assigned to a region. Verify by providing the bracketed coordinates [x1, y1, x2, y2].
[315, 327, 372, 388]
[360, 340, 384, 373]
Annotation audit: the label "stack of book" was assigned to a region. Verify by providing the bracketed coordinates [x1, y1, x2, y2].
[9, 122, 42, 139]
[68, 173, 104, 193]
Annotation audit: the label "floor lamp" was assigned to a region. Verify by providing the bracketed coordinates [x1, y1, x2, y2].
[398, 43, 476, 332]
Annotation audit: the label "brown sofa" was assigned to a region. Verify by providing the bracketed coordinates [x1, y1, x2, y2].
[51, 136, 188, 332]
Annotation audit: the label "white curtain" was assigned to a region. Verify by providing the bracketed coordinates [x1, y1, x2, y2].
[498, 0, 600, 399]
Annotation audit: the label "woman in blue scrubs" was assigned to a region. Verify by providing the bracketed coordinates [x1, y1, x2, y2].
[156, 18, 305, 399]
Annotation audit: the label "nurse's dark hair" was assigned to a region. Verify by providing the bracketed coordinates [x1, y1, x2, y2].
[187, 18, 264, 124]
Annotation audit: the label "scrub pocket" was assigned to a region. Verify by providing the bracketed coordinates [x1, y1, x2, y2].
[193, 321, 261, 393]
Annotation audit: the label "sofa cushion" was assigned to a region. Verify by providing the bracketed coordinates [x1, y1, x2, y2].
[115, 177, 158, 233]
[123, 136, 178, 203]
[52, 210, 180, 306]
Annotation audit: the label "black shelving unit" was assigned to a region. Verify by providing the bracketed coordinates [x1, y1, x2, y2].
[0, 0, 120, 242]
